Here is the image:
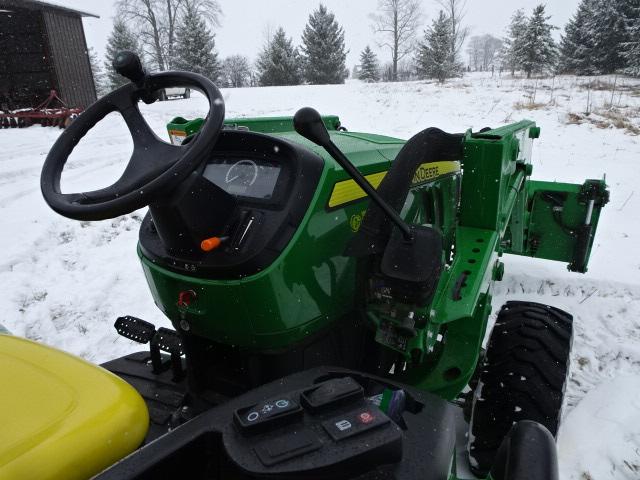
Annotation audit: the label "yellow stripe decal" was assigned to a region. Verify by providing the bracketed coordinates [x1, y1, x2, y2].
[328, 171, 387, 208]
[328, 161, 461, 208]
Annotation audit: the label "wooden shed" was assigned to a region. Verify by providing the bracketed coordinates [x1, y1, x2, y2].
[0, 0, 98, 111]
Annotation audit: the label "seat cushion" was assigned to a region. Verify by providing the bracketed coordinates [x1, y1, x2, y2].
[0, 335, 148, 480]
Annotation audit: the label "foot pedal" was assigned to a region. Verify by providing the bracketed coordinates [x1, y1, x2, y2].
[151, 328, 185, 381]
[152, 328, 184, 354]
[114, 316, 156, 344]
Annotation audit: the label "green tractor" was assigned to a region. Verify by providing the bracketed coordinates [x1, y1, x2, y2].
[2, 52, 609, 480]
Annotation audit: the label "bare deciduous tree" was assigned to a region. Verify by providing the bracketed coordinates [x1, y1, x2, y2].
[370, 0, 422, 81]
[116, 0, 221, 71]
[467, 34, 502, 71]
[222, 55, 252, 87]
[480, 34, 502, 71]
[435, 0, 469, 70]
[466, 36, 482, 71]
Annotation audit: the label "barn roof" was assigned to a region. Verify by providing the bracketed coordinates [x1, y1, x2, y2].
[0, 0, 99, 18]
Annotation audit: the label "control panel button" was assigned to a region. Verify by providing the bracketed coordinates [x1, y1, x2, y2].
[301, 377, 363, 412]
[322, 409, 390, 442]
[254, 428, 322, 466]
[234, 396, 302, 433]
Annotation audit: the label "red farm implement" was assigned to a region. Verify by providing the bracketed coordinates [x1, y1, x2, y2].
[0, 90, 82, 129]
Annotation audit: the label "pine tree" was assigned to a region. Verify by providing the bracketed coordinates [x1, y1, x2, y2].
[88, 47, 109, 97]
[589, 0, 631, 74]
[557, 0, 640, 75]
[300, 4, 347, 84]
[623, 8, 640, 76]
[358, 46, 380, 82]
[501, 9, 527, 75]
[558, 0, 598, 75]
[173, 2, 220, 81]
[104, 20, 143, 90]
[516, 5, 557, 78]
[256, 27, 303, 86]
[416, 11, 455, 83]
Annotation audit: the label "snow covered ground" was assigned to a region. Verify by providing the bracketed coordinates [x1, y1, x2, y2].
[1, 73, 639, 478]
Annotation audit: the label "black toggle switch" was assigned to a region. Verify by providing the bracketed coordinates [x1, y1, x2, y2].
[301, 377, 364, 412]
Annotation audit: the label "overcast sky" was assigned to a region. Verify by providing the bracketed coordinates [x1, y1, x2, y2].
[55, 0, 580, 68]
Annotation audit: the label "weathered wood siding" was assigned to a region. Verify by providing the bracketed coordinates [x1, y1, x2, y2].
[42, 10, 96, 108]
[0, 8, 54, 110]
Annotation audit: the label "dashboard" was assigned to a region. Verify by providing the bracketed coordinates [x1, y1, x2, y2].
[203, 158, 281, 200]
[139, 129, 325, 279]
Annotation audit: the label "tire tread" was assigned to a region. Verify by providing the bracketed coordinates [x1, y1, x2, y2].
[468, 301, 573, 476]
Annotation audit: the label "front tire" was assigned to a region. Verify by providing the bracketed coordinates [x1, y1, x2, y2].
[468, 301, 573, 476]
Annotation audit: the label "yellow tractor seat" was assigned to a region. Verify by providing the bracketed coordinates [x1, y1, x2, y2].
[0, 335, 149, 480]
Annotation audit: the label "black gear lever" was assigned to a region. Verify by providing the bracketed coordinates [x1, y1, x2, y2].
[294, 107, 413, 241]
[113, 51, 147, 86]
[113, 51, 160, 104]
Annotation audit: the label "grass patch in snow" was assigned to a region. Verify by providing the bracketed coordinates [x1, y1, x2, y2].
[513, 101, 548, 110]
[564, 108, 640, 135]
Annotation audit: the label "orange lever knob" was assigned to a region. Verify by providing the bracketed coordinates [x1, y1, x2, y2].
[200, 236, 223, 252]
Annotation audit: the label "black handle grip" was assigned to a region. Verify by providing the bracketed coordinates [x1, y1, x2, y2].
[293, 107, 331, 147]
[293, 107, 412, 241]
[113, 50, 146, 86]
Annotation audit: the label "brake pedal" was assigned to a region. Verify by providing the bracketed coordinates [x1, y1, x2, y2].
[152, 327, 184, 354]
[114, 316, 156, 344]
[151, 327, 185, 381]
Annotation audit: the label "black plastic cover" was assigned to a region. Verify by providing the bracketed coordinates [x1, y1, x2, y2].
[489, 420, 559, 480]
[381, 225, 443, 283]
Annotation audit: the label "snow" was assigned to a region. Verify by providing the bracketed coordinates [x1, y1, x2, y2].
[1, 72, 640, 477]
[559, 376, 640, 479]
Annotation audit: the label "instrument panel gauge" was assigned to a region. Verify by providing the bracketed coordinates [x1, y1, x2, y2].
[225, 159, 258, 187]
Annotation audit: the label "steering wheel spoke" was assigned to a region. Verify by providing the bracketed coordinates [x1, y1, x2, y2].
[119, 103, 161, 149]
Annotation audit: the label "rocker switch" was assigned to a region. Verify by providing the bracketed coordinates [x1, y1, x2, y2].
[234, 396, 302, 433]
[322, 409, 390, 442]
[301, 377, 364, 412]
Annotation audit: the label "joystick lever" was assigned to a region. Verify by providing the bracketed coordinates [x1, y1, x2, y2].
[294, 107, 413, 241]
[112, 50, 160, 104]
[113, 50, 147, 87]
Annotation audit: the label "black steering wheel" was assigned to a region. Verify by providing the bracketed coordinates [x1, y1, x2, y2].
[41, 54, 224, 221]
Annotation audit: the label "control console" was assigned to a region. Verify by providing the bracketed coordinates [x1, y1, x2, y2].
[228, 376, 401, 474]
[95, 367, 458, 480]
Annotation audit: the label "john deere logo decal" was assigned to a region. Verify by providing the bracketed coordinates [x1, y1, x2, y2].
[412, 165, 440, 184]
[350, 212, 363, 231]
[349, 209, 367, 232]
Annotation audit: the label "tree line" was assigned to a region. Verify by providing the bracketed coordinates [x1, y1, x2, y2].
[92, 1, 348, 92]
[496, 0, 640, 79]
[90, 0, 640, 95]
[413, 0, 639, 82]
